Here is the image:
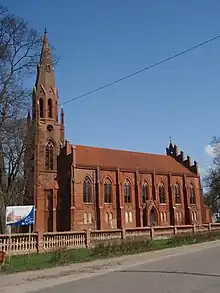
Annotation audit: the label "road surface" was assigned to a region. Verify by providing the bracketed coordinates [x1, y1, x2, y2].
[35, 243, 220, 293]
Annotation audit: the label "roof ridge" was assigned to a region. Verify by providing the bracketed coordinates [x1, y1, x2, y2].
[73, 144, 167, 157]
[72, 144, 197, 177]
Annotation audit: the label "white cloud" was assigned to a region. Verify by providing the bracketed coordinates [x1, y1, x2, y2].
[204, 144, 215, 157]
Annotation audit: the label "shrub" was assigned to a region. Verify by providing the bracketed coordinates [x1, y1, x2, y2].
[91, 238, 153, 258]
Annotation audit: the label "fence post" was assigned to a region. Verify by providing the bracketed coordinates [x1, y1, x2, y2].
[150, 226, 155, 240]
[173, 225, 177, 236]
[208, 223, 212, 232]
[122, 228, 126, 240]
[37, 232, 44, 253]
[193, 224, 196, 234]
[85, 229, 91, 248]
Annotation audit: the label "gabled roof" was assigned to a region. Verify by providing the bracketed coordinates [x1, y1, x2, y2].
[73, 144, 197, 176]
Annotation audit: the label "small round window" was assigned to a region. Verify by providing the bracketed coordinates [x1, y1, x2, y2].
[47, 124, 53, 132]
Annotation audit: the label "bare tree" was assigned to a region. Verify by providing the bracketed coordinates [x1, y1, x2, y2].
[0, 4, 42, 233]
[203, 136, 220, 214]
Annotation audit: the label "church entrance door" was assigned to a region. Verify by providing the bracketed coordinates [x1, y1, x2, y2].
[150, 208, 157, 226]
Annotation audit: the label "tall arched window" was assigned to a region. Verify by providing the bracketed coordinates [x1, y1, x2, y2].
[104, 179, 112, 203]
[125, 212, 129, 224]
[48, 98, 52, 118]
[55, 101, 58, 121]
[174, 183, 181, 204]
[159, 182, 165, 203]
[88, 213, 92, 224]
[124, 179, 131, 203]
[45, 140, 54, 170]
[83, 213, 88, 224]
[142, 181, 149, 202]
[109, 212, 113, 223]
[39, 98, 44, 118]
[190, 184, 196, 205]
[83, 176, 92, 203]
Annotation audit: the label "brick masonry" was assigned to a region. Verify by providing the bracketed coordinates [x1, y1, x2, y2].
[25, 31, 211, 233]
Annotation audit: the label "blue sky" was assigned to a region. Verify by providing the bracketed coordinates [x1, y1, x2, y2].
[3, 0, 220, 177]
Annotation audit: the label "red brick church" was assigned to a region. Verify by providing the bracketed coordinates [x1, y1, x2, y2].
[25, 31, 211, 233]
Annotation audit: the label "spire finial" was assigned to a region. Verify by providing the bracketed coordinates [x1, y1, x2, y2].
[39, 28, 51, 65]
[61, 105, 64, 125]
[169, 136, 172, 144]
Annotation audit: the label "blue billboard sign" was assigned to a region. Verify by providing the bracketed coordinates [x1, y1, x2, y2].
[6, 206, 35, 226]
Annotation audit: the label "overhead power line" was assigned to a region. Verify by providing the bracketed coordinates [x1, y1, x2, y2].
[62, 34, 220, 106]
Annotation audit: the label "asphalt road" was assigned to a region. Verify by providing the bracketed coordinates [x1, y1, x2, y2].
[35, 244, 220, 293]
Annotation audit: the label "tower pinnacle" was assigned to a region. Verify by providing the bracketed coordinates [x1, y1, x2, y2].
[40, 29, 52, 66]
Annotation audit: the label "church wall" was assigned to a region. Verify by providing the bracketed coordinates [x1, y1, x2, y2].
[68, 165, 204, 231]
[99, 170, 117, 230]
[185, 176, 202, 225]
[170, 175, 185, 226]
[71, 168, 96, 231]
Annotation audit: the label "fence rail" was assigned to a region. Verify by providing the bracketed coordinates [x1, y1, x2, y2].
[0, 223, 220, 256]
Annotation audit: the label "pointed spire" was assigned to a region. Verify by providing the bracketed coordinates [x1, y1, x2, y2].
[26, 110, 31, 127]
[60, 105, 65, 146]
[169, 136, 173, 148]
[34, 29, 55, 93]
[40, 29, 52, 66]
[61, 105, 64, 125]
[36, 99, 40, 121]
[27, 110, 31, 120]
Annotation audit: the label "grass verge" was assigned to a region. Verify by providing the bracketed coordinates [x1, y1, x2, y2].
[1, 231, 220, 274]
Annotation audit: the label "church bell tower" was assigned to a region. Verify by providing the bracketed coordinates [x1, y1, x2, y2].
[31, 29, 65, 232]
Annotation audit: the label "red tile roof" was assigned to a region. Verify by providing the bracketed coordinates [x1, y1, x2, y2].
[74, 145, 197, 176]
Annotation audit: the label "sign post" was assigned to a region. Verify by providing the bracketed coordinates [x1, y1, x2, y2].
[28, 224, 31, 261]
[6, 206, 35, 259]
[8, 225, 11, 262]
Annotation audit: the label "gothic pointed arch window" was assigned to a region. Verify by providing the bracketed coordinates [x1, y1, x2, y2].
[83, 176, 92, 203]
[48, 98, 52, 118]
[45, 140, 54, 170]
[190, 184, 196, 205]
[124, 179, 131, 203]
[55, 101, 58, 122]
[142, 181, 149, 202]
[104, 178, 112, 203]
[39, 98, 44, 118]
[159, 182, 165, 203]
[174, 183, 181, 204]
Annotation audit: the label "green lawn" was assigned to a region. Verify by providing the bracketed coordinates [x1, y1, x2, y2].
[1, 231, 220, 274]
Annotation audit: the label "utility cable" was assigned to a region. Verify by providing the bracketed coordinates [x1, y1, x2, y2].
[62, 35, 220, 106]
